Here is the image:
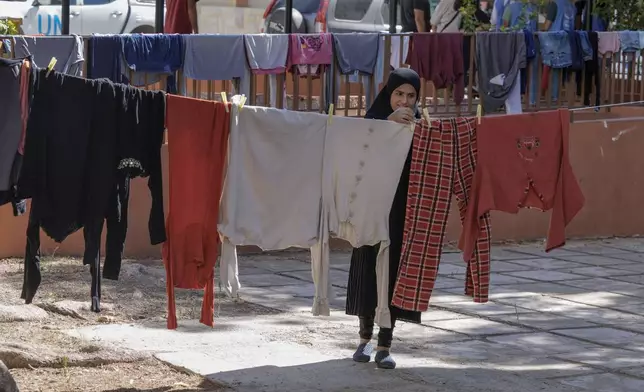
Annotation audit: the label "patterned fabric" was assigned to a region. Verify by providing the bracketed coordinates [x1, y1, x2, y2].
[392, 117, 492, 312]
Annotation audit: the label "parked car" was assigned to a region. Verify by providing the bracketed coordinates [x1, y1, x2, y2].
[0, 0, 157, 35]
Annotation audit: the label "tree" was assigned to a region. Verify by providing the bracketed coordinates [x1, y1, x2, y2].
[0, 19, 19, 35]
[594, 0, 644, 30]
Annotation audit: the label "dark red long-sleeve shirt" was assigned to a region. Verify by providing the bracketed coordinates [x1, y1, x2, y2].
[460, 109, 585, 261]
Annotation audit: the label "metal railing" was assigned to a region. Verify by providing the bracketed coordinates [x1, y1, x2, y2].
[2, 33, 643, 117]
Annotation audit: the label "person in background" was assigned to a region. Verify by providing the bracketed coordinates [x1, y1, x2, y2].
[400, 0, 432, 32]
[543, 0, 576, 32]
[574, 0, 608, 31]
[502, 0, 538, 106]
[431, 0, 463, 32]
[348, 68, 423, 371]
[490, 0, 510, 31]
[165, 0, 199, 34]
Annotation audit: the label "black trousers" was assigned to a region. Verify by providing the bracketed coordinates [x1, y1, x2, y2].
[359, 315, 396, 348]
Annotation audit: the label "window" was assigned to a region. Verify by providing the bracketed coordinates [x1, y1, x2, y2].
[334, 0, 372, 21]
[380, 1, 402, 25]
[83, 0, 114, 4]
[41, 0, 78, 5]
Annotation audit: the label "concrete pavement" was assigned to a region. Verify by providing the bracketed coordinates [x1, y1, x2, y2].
[70, 238, 644, 391]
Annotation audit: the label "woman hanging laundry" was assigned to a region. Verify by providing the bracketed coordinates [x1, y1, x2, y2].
[346, 68, 422, 370]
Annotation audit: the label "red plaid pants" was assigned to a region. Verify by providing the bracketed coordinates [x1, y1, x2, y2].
[392, 117, 491, 312]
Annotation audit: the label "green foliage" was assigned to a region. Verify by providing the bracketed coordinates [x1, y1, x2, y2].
[594, 0, 644, 31]
[0, 19, 19, 35]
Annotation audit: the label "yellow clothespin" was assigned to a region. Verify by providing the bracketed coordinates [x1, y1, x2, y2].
[328, 103, 334, 125]
[221, 92, 229, 112]
[476, 104, 482, 124]
[239, 94, 247, 111]
[46, 57, 57, 77]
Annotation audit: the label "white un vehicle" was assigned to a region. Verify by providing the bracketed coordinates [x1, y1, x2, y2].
[0, 0, 158, 35]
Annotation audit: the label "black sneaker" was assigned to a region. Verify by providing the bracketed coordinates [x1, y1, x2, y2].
[375, 350, 396, 369]
[352, 342, 374, 363]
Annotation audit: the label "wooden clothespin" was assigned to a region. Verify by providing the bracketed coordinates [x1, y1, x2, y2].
[476, 104, 482, 125]
[221, 92, 229, 112]
[328, 103, 334, 125]
[422, 108, 430, 123]
[46, 57, 57, 77]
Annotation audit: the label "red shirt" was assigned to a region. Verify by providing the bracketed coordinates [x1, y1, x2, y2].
[165, 0, 198, 34]
[460, 109, 585, 261]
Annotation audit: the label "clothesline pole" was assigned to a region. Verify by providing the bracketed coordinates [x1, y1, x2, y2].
[285, 0, 293, 34]
[584, 0, 592, 31]
[61, 0, 70, 35]
[389, 0, 398, 34]
[155, 0, 164, 33]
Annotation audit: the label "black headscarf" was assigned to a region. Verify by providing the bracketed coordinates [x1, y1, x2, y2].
[365, 68, 422, 120]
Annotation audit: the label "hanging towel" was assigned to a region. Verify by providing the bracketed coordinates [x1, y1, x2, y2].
[333, 33, 380, 75]
[183, 34, 247, 80]
[311, 115, 412, 326]
[88, 34, 124, 82]
[121, 34, 183, 92]
[244, 34, 289, 75]
[476, 31, 526, 114]
[218, 106, 327, 251]
[14, 35, 84, 76]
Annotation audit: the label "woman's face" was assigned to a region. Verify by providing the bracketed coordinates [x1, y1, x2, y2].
[390, 83, 418, 111]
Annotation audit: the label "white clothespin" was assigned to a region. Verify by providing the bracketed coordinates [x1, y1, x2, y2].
[46, 57, 57, 77]
[221, 92, 229, 112]
[476, 104, 482, 125]
[328, 103, 334, 125]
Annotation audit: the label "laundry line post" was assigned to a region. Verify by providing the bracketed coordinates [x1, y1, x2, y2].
[61, 0, 70, 34]
[285, 0, 293, 34]
[155, 0, 164, 33]
[388, 0, 398, 34]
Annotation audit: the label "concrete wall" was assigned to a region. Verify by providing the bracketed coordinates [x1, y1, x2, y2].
[1, 107, 644, 259]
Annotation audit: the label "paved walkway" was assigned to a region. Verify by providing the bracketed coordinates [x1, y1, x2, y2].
[72, 238, 644, 391]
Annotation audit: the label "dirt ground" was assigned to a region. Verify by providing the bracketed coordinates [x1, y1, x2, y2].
[0, 256, 279, 392]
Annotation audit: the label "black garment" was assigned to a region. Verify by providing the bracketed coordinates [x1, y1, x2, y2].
[346, 68, 422, 329]
[0, 58, 29, 217]
[118, 86, 167, 245]
[360, 315, 395, 348]
[568, 31, 584, 71]
[400, 0, 431, 32]
[19, 70, 166, 312]
[576, 31, 600, 106]
[83, 173, 130, 311]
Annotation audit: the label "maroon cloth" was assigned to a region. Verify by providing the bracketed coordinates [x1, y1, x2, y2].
[165, 0, 198, 34]
[408, 33, 465, 105]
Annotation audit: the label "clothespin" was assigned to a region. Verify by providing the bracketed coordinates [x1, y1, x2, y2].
[328, 103, 334, 125]
[239, 94, 247, 111]
[476, 104, 482, 125]
[221, 92, 229, 112]
[422, 108, 430, 122]
[46, 57, 57, 77]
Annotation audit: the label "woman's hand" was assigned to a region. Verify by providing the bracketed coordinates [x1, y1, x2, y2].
[387, 107, 415, 124]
